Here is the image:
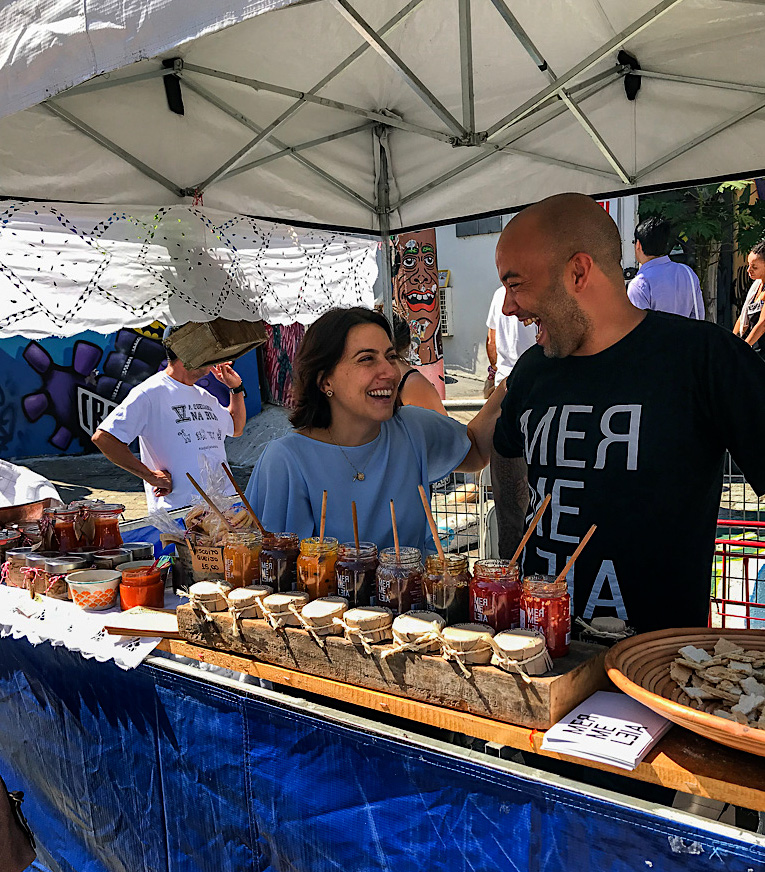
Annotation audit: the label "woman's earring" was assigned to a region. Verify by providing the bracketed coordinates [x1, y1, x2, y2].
[326, 389, 334, 397]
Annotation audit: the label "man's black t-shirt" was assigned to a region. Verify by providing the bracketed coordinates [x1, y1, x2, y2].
[493, 311, 765, 633]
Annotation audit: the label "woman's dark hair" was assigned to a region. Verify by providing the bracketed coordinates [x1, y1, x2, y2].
[289, 307, 394, 430]
[392, 312, 412, 356]
[750, 240, 765, 261]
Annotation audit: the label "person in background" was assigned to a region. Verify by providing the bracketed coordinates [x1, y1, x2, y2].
[627, 217, 704, 319]
[245, 307, 504, 552]
[484, 286, 538, 398]
[733, 240, 765, 360]
[392, 313, 447, 415]
[93, 326, 246, 512]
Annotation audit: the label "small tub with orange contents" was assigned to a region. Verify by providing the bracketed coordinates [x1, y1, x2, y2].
[120, 566, 165, 610]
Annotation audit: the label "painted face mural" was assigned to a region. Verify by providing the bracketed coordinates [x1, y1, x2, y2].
[393, 229, 443, 366]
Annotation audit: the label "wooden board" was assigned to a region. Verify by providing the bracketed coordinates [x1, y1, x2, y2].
[158, 638, 765, 812]
[176, 604, 609, 729]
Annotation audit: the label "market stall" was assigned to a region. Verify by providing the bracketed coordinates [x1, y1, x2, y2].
[2, 1, 765, 870]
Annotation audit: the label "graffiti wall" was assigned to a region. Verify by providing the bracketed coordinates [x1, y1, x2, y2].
[392, 228, 446, 400]
[0, 324, 261, 459]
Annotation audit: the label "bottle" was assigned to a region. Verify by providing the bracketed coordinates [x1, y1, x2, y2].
[259, 532, 300, 592]
[519, 573, 571, 658]
[223, 530, 262, 589]
[375, 547, 424, 616]
[336, 543, 378, 607]
[297, 537, 339, 599]
[470, 559, 521, 631]
[422, 553, 471, 624]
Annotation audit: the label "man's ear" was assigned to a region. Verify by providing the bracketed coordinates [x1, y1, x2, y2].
[569, 251, 594, 292]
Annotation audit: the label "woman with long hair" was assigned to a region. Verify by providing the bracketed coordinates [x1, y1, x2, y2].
[245, 307, 503, 551]
[391, 312, 447, 415]
[734, 240, 765, 359]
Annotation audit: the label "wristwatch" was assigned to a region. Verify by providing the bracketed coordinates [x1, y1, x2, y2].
[230, 383, 247, 397]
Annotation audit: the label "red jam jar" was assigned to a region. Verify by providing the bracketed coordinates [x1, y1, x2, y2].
[91, 504, 125, 549]
[519, 573, 571, 658]
[470, 559, 521, 631]
[260, 532, 299, 593]
[120, 566, 165, 610]
[422, 553, 471, 624]
[336, 542, 378, 607]
[45, 508, 83, 552]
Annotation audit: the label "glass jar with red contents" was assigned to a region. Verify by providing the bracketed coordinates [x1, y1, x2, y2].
[336, 542, 378, 607]
[224, 530, 262, 589]
[44, 508, 83, 553]
[297, 537, 339, 599]
[375, 547, 423, 615]
[422, 553, 471, 624]
[470, 559, 521, 631]
[120, 566, 165, 610]
[260, 532, 299, 593]
[91, 504, 125, 549]
[519, 574, 570, 658]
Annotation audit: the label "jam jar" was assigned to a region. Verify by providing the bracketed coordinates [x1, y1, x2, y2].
[93, 549, 132, 570]
[470, 559, 521, 631]
[297, 537, 339, 599]
[259, 532, 299, 593]
[44, 507, 82, 553]
[519, 573, 571, 658]
[375, 547, 424, 615]
[422, 553, 471, 624]
[23, 551, 59, 595]
[336, 543, 378, 607]
[44, 556, 89, 599]
[223, 530, 262, 589]
[91, 504, 125, 549]
[120, 566, 165, 610]
[3, 548, 34, 587]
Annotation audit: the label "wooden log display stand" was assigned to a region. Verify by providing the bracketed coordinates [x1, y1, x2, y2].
[176, 604, 609, 729]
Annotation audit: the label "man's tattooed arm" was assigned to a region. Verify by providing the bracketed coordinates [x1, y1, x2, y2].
[490, 446, 529, 559]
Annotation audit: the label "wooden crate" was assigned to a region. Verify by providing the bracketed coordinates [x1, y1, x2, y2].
[168, 318, 267, 369]
[176, 604, 609, 729]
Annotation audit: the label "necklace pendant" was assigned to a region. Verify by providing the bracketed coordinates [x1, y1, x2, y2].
[354, 472, 365, 482]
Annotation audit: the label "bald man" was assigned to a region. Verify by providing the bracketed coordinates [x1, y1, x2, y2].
[491, 193, 765, 634]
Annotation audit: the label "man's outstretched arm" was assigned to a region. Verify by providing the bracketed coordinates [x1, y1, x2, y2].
[490, 446, 529, 559]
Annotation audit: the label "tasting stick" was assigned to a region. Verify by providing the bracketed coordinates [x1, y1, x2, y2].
[510, 494, 552, 565]
[351, 501, 361, 552]
[220, 462, 266, 534]
[319, 490, 328, 543]
[417, 484, 446, 562]
[186, 473, 234, 531]
[554, 524, 597, 585]
[390, 500, 401, 561]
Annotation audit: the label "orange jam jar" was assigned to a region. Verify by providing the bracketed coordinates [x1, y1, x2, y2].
[120, 566, 165, 610]
[519, 574, 571, 658]
[470, 559, 521, 631]
[223, 531, 262, 589]
[297, 537, 339, 599]
[91, 504, 125, 549]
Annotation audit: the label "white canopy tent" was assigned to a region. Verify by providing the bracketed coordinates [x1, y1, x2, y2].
[1, 0, 765, 327]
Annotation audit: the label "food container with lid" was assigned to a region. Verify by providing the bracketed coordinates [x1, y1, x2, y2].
[3, 548, 35, 587]
[44, 507, 83, 552]
[259, 532, 299, 592]
[23, 551, 59, 595]
[375, 547, 423, 615]
[300, 596, 348, 636]
[120, 542, 154, 561]
[44, 556, 89, 599]
[441, 623, 496, 665]
[66, 548, 99, 565]
[261, 591, 310, 626]
[470, 559, 521, 631]
[188, 580, 231, 612]
[390, 610, 445, 653]
[93, 548, 132, 570]
[336, 543, 377, 607]
[491, 629, 552, 676]
[223, 530, 262, 589]
[342, 605, 394, 645]
[297, 537, 339, 599]
[227, 584, 273, 619]
[90, 504, 125, 549]
[422, 553, 471, 624]
[0, 529, 23, 564]
[519, 574, 571, 658]
[66, 569, 120, 611]
[120, 566, 164, 610]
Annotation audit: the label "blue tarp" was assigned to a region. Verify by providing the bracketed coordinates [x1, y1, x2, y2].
[1, 636, 763, 872]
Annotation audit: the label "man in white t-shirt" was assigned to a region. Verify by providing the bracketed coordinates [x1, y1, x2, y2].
[484, 286, 538, 397]
[92, 330, 247, 512]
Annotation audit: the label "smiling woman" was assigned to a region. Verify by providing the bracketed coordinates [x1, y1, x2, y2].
[245, 307, 505, 553]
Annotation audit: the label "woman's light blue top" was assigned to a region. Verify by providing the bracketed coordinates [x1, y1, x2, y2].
[244, 406, 472, 554]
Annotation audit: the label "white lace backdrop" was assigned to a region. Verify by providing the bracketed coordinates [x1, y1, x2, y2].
[0, 201, 379, 338]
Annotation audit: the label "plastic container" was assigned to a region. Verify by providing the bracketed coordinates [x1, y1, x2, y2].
[93, 548, 132, 570]
[120, 566, 164, 610]
[470, 559, 521, 631]
[422, 553, 471, 624]
[66, 569, 120, 611]
[336, 542, 378, 607]
[120, 541, 154, 561]
[259, 532, 299, 593]
[375, 547, 424, 615]
[519, 574, 571, 658]
[297, 537, 339, 599]
[90, 504, 125, 549]
[224, 530, 262, 589]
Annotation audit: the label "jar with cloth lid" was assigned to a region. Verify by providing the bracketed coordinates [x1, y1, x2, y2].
[44, 556, 89, 599]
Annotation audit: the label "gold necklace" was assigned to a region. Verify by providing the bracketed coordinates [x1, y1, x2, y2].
[327, 428, 373, 482]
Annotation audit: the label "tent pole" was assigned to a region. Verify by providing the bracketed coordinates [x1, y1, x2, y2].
[376, 129, 394, 324]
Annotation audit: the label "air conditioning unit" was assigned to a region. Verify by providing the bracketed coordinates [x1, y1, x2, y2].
[439, 285, 454, 337]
